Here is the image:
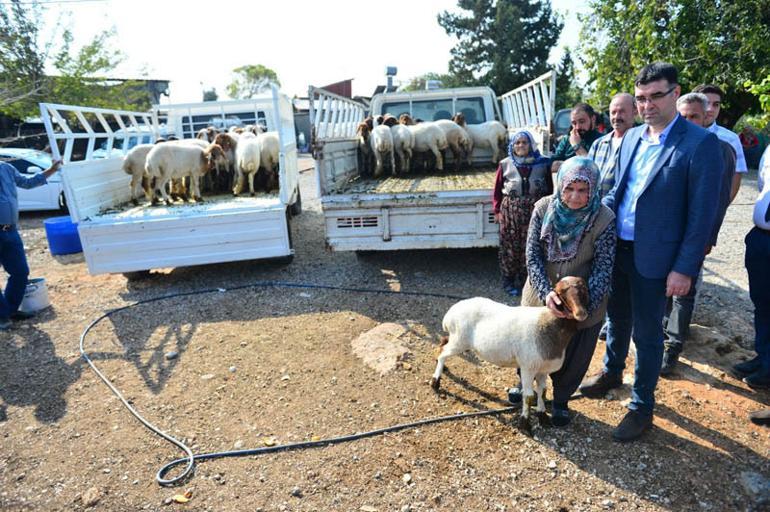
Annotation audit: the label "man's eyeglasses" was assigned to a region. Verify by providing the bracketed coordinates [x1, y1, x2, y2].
[635, 85, 677, 105]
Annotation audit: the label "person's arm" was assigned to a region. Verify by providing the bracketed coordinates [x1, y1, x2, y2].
[730, 172, 742, 203]
[753, 178, 770, 230]
[586, 220, 617, 315]
[13, 159, 62, 189]
[492, 163, 504, 220]
[524, 204, 551, 302]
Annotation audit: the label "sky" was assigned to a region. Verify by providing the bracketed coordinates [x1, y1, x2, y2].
[38, 0, 588, 105]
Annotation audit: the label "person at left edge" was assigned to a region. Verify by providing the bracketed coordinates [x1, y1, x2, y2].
[0, 157, 62, 330]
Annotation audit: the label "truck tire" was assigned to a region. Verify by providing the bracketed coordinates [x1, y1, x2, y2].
[123, 270, 151, 282]
[289, 187, 302, 216]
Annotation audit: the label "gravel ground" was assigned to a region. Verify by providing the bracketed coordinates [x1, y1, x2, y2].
[0, 157, 768, 511]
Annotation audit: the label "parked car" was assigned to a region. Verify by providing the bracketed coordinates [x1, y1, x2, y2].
[0, 148, 66, 211]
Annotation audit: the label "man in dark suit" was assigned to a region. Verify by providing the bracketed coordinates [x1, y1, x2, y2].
[579, 62, 724, 442]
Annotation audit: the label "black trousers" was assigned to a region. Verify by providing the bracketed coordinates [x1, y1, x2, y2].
[550, 321, 604, 407]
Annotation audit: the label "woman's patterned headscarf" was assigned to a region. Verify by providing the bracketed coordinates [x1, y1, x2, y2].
[508, 130, 549, 166]
[540, 156, 602, 262]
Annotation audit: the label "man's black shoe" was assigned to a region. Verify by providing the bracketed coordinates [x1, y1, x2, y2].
[749, 409, 770, 426]
[10, 311, 34, 321]
[732, 356, 763, 378]
[660, 348, 680, 377]
[743, 370, 770, 390]
[579, 372, 622, 398]
[612, 410, 653, 442]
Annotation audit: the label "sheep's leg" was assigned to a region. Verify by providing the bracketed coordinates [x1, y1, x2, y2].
[129, 174, 141, 205]
[490, 138, 500, 164]
[517, 369, 535, 435]
[432, 146, 444, 171]
[248, 171, 256, 196]
[451, 144, 462, 172]
[534, 373, 551, 427]
[404, 149, 412, 174]
[373, 152, 384, 178]
[233, 168, 244, 196]
[192, 175, 203, 202]
[389, 149, 397, 176]
[430, 335, 456, 391]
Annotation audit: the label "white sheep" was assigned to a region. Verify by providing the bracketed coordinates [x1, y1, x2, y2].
[404, 121, 448, 172]
[430, 276, 589, 432]
[122, 144, 155, 205]
[462, 121, 508, 165]
[370, 125, 396, 178]
[233, 136, 261, 196]
[145, 143, 227, 205]
[433, 119, 473, 171]
[257, 131, 280, 191]
[390, 124, 414, 174]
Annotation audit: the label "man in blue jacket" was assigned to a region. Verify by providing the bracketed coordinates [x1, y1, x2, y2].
[579, 62, 723, 442]
[0, 157, 62, 330]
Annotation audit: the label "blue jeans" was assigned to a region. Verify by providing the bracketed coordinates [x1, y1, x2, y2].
[0, 228, 30, 320]
[604, 241, 667, 416]
[746, 227, 770, 373]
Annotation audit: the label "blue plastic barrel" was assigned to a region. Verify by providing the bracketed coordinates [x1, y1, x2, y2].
[44, 216, 83, 255]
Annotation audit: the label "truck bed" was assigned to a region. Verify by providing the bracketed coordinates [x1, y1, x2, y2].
[91, 192, 282, 222]
[333, 166, 498, 195]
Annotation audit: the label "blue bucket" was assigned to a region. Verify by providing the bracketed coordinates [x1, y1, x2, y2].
[44, 216, 83, 255]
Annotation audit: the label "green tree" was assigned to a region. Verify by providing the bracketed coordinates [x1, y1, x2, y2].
[226, 65, 280, 99]
[554, 48, 583, 110]
[438, 0, 562, 94]
[400, 72, 464, 92]
[1, 0, 144, 120]
[579, 0, 770, 128]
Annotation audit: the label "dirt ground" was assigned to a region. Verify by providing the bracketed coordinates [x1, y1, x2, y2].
[1, 156, 769, 511]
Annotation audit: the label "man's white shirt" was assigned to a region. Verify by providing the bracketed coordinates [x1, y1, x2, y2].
[706, 123, 748, 173]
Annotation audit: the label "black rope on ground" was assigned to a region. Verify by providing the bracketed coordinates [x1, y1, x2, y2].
[79, 280, 513, 486]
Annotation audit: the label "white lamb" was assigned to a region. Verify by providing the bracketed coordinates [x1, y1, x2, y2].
[233, 136, 261, 196]
[463, 121, 508, 164]
[122, 144, 155, 205]
[433, 119, 473, 171]
[431, 276, 589, 432]
[257, 132, 280, 191]
[145, 143, 227, 205]
[370, 125, 396, 178]
[405, 122, 448, 172]
[390, 124, 414, 174]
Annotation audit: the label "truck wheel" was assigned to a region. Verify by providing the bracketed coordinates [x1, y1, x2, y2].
[289, 187, 302, 216]
[123, 270, 151, 282]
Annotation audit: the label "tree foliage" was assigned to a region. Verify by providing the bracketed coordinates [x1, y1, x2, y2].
[579, 0, 770, 128]
[554, 48, 583, 110]
[400, 72, 463, 92]
[226, 65, 280, 99]
[0, 0, 147, 121]
[438, 0, 562, 95]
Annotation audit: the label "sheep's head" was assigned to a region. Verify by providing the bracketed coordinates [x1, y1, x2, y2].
[356, 122, 370, 141]
[399, 114, 414, 126]
[553, 276, 589, 322]
[363, 117, 374, 130]
[204, 144, 228, 172]
[452, 112, 466, 126]
[382, 115, 398, 127]
[214, 133, 236, 151]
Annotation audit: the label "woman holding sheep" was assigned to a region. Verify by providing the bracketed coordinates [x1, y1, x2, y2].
[517, 157, 616, 426]
[492, 131, 552, 296]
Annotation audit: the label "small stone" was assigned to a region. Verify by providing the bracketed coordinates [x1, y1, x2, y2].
[240, 341, 248, 347]
[201, 374, 215, 380]
[229, 366, 237, 373]
[103, 468, 111, 474]
[402, 473, 412, 484]
[82, 487, 101, 507]
[401, 505, 412, 512]
[281, 375, 290, 381]
[15, 473, 25, 481]
[164, 351, 178, 360]
[234, 440, 244, 449]
[360, 506, 377, 512]
[547, 460, 557, 469]
[290, 486, 303, 498]
[602, 499, 615, 508]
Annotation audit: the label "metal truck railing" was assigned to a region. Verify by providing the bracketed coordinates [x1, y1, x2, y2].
[308, 86, 366, 144]
[499, 70, 556, 131]
[38, 103, 159, 163]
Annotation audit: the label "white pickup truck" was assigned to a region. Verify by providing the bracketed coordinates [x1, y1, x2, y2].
[309, 71, 555, 252]
[39, 85, 301, 277]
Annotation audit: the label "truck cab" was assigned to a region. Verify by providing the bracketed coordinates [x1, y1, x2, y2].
[371, 86, 501, 125]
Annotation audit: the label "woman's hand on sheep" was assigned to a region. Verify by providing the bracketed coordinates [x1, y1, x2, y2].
[546, 291, 573, 319]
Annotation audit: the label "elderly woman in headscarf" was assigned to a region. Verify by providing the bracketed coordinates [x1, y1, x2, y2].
[510, 157, 616, 426]
[492, 130, 552, 296]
